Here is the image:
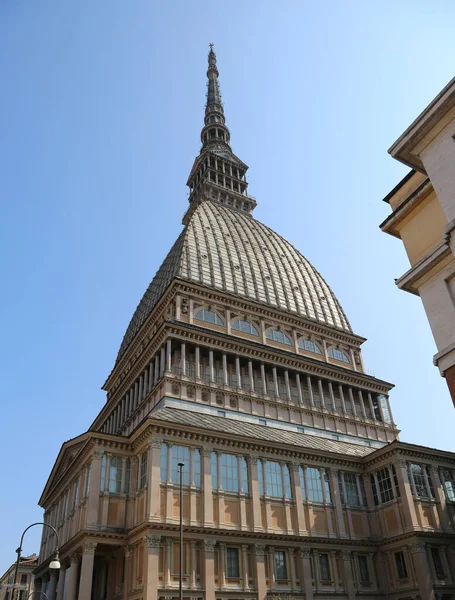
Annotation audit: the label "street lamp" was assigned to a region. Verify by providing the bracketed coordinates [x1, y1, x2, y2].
[178, 462, 184, 600]
[13, 523, 60, 600]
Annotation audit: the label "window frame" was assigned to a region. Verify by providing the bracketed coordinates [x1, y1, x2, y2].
[319, 553, 331, 582]
[194, 308, 224, 327]
[226, 547, 240, 579]
[274, 550, 288, 581]
[232, 319, 259, 336]
[298, 338, 322, 354]
[328, 347, 351, 363]
[394, 551, 408, 579]
[266, 328, 292, 346]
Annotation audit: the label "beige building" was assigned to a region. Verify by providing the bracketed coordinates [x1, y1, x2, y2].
[34, 49, 455, 600]
[381, 77, 455, 407]
[0, 554, 37, 600]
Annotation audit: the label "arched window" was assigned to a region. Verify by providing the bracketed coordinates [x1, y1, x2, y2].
[299, 338, 322, 354]
[328, 348, 350, 363]
[195, 309, 224, 326]
[266, 329, 291, 345]
[232, 319, 259, 336]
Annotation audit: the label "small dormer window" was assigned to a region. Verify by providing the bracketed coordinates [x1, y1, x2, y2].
[299, 339, 322, 354]
[195, 309, 224, 326]
[232, 319, 259, 336]
[328, 348, 350, 363]
[266, 329, 291, 345]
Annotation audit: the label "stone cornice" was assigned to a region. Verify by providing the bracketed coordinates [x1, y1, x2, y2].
[363, 440, 455, 469]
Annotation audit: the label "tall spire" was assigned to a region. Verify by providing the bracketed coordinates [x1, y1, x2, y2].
[184, 45, 256, 222]
[201, 44, 232, 153]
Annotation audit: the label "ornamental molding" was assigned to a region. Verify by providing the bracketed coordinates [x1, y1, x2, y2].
[149, 438, 163, 449]
[93, 449, 105, 459]
[145, 534, 162, 548]
[204, 540, 216, 552]
[341, 550, 351, 560]
[124, 545, 133, 558]
[409, 542, 426, 554]
[82, 541, 97, 555]
[300, 549, 311, 558]
[254, 544, 267, 556]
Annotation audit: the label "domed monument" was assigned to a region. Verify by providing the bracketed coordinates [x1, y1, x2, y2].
[35, 48, 455, 600]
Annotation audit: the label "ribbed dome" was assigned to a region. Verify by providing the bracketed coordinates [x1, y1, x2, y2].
[117, 201, 351, 361]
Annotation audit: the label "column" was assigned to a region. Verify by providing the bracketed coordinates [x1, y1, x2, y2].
[190, 541, 197, 589]
[292, 462, 307, 535]
[329, 469, 347, 538]
[202, 447, 214, 526]
[235, 357, 241, 388]
[350, 348, 357, 371]
[328, 382, 336, 411]
[317, 379, 326, 408]
[67, 553, 80, 600]
[166, 339, 172, 372]
[284, 370, 291, 401]
[78, 541, 97, 600]
[175, 294, 181, 320]
[164, 539, 172, 587]
[86, 450, 103, 529]
[322, 339, 329, 361]
[147, 438, 162, 521]
[248, 360, 254, 391]
[143, 535, 161, 600]
[209, 350, 215, 382]
[204, 540, 216, 600]
[410, 542, 435, 600]
[123, 546, 132, 600]
[249, 455, 262, 531]
[133, 382, 138, 409]
[341, 550, 355, 600]
[267, 547, 276, 591]
[272, 367, 279, 397]
[255, 545, 267, 600]
[296, 373, 303, 403]
[348, 388, 357, 416]
[385, 395, 394, 424]
[195, 346, 201, 379]
[307, 376, 314, 406]
[154, 355, 159, 385]
[181, 342, 186, 376]
[289, 549, 297, 590]
[430, 466, 450, 530]
[219, 543, 227, 589]
[338, 384, 347, 413]
[358, 390, 367, 419]
[367, 392, 376, 420]
[222, 353, 228, 385]
[159, 346, 165, 377]
[138, 375, 144, 404]
[299, 549, 314, 600]
[394, 459, 419, 530]
[331, 551, 340, 592]
[226, 308, 231, 334]
[47, 569, 58, 600]
[242, 545, 250, 590]
[148, 362, 153, 392]
[56, 565, 66, 600]
[260, 364, 267, 395]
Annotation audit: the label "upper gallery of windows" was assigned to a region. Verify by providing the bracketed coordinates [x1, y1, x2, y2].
[266, 328, 292, 345]
[195, 309, 224, 327]
[299, 466, 332, 504]
[298, 338, 322, 354]
[258, 459, 293, 499]
[232, 319, 259, 336]
[328, 347, 351, 364]
[407, 463, 435, 499]
[211, 452, 249, 494]
[160, 443, 201, 488]
[337, 472, 367, 507]
[440, 468, 455, 501]
[100, 454, 130, 495]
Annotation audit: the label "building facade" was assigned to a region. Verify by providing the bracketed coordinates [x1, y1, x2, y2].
[34, 49, 455, 600]
[0, 554, 37, 600]
[381, 77, 455, 407]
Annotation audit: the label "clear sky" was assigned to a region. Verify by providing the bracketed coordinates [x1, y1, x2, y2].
[1, 0, 454, 570]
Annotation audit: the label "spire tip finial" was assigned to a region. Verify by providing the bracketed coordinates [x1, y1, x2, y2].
[209, 42, 214, 50]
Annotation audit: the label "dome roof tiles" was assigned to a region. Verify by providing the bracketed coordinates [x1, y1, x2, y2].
[117, 201, 351, 361]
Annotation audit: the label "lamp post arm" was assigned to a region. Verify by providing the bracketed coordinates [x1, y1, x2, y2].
[13, 523, 60, 600]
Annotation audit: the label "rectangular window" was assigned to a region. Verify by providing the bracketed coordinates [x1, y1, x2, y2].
[109, 456, 123, 494]
[125, 458, 130, 496]
[441, 468, 455, 501]
[73, 479, 79, 509]
[358, 555, 370, 582]
[306, 467, 324, 503]
[395, 551, 408, 579]
[275, 551, 287, 580]
[343, 473, 360, 506]
[258, 459, 264, 495]
[409, 463, 428, 498]
[431, 547, 444, 578]
[226, 548, 240, 578]
[319, 553, 331, 581]
[370, 475, 378, 506]
[377, 468, 394, 503]
[139, 451, 148, 490]
[299, 467, 307, 501]
[20, 574, 28, 585]
[222, 453, 239, 492]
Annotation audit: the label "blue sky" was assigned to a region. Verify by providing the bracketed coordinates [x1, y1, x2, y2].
[1, 0, 454, 569]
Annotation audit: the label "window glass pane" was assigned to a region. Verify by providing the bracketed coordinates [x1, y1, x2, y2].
[431, 548, 444, 577]
[222, 453, 239, 492]
[395, 552, 408, 579]
[409, 464, 428, 498]
[328, 348, 350, 363]
[442, 469, 455, 501]
[160, 443, 168, 482]
[370, 475, 378, 506]
[172, 446, 191, 485]
[378, 394, 392, 423]
[266, 329, 291, 345]
[226, 548, 240, 578]
[241, 457, 249, 494]
[265, 460, 284, 498]
[275, 551, 287, 580]
[258, 460, 264, 495]
[299, 339, 322, 354]
[319, 554, 331, 581]
[195, 309, 224, 326]
[377, 468, 394, 503]
[109, 456, 123, 493]
[211, 452, 218, 489]
[139, 452, 148, 490]
[299, 467, 306, 501]
[232, 319, 259, 336]
[358, 555, 370, 582]
[344, 473, 360, 506]
[306, 467, 324, 503]
[283, 464, 292, 498]
[100, 455, 107, 491]
[323, 470, 331, 503]
[125, 458, 131, 495]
